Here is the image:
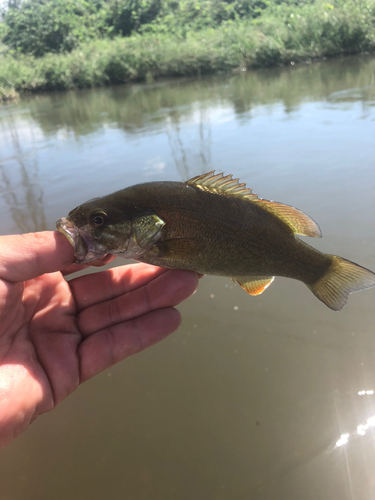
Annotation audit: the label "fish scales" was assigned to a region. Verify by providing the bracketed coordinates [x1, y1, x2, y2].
[124, 182, 331, 282]
[56, 171, 375, 311]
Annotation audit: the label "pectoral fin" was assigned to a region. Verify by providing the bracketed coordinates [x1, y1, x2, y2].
[234, 276, 275, 296]
[140, 237, 201, 270]
[126, 213, 165, 258]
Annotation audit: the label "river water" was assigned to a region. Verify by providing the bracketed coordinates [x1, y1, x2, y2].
[0, 55, 375, 500]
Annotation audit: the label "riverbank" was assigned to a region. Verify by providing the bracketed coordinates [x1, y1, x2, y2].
[1, 0, 375, 102]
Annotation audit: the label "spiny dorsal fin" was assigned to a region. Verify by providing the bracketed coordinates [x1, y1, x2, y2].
[187, 171, 258, 200]
[235, 276, 275, 296]
[186, 171, 322, 238]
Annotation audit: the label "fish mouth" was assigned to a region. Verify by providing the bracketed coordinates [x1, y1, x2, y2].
[56, 217, 108, 264]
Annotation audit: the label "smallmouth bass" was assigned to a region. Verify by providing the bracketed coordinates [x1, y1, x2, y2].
[56, 171, 375, 311]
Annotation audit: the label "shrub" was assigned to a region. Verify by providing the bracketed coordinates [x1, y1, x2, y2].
[2, 0, 108, 57]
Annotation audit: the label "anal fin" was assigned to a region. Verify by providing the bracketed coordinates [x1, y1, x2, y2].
[234, 276, 275, 296]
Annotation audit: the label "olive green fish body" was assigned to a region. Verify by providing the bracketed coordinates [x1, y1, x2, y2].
[123, 182, 331, 284]
[56, 171, 375, 311]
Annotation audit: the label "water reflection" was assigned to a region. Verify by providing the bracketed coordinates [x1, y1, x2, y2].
[2, 55, 373, 142]
[1, 55, 373, 233]
[0, 116, 47, 233]
[334, 391, 375, 447]
[0, 55, 374, 500]
[335, 415, 375, 445]
[336, 433, 350, 447]
[166, 109, 212, 178]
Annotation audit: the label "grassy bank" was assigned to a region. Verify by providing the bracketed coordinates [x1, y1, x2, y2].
[0, 86, 18, 102]
[1, 0, 375, 102]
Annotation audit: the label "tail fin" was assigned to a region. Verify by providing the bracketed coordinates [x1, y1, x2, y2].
[308, 256, 375, 311]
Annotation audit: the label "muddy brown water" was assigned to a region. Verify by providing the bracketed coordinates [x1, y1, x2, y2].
[0, 55, 375, 500]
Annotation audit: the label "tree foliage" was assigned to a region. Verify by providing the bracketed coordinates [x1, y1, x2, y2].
[2, 0, 108, 56]
[2, 0, 360, 57]
[2, 0, 375, 101]
[105, 0, 162, 36]
[105, 0, 268, 35]
[142, 0, 267, 33]
[1, 0, 273, 55]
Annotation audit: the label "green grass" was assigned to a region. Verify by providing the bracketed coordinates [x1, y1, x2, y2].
[1, 0, 375, 102]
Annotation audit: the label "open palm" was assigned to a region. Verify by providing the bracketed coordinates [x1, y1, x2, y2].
[0, 232, 198, 449]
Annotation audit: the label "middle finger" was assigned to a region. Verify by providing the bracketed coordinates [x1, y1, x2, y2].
[77, 269, 199, 337]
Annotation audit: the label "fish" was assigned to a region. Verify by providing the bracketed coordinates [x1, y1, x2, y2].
[56, 171, 375, 311]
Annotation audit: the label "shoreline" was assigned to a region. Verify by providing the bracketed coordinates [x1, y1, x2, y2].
[1, 0, 375, 103]
[2, 51, 375, 105]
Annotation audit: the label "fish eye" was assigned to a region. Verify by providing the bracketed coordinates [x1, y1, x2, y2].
[89, 211, 107, 227]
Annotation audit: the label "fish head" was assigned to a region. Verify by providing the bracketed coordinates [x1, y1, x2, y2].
[56, 196, 165, 264]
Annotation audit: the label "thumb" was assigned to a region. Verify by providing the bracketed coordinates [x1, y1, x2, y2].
[0, 231, 75, 283]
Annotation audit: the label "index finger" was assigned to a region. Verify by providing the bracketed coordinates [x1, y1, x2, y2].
[61, 254, 117, 276]
[69, 263, 170, 312]
[0, 231, 74, 282]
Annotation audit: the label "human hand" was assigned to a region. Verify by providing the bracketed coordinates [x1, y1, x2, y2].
[0, 231, 199, 449]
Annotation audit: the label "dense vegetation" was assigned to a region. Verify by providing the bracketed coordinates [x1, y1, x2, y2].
[1, 0, 375, 101]
[2, 0, 272, 55]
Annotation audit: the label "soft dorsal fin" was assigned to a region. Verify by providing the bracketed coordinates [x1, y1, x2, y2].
[255, 199, 322, 238]
[186, 171, 322, 238]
